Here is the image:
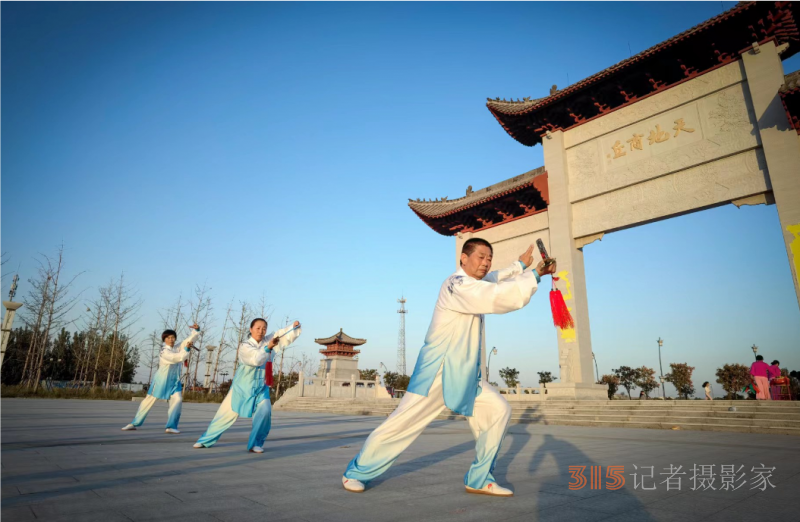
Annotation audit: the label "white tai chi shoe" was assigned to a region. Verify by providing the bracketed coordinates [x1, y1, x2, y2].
[121, 424, 136, 431]
[249, 446, 264, 453]
[165, 428, 180, 434]
[465, 483, 513, 497]
[342, 476, 365, 493]
[193, 443, 205, 448]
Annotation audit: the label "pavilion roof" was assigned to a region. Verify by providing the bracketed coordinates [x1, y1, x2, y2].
[488, 1, 800, 146]
[314, 329, 367, 346]
[408, 167, 549, 236]
[780, 70, 800, 133]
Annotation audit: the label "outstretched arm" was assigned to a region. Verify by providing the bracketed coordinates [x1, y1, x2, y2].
[266, 321, 302, 355]
[178, 326, 201, 351]
[238, 342, 269, 368]
[442, 271, 539, 315]
[482, 244, 536, 283]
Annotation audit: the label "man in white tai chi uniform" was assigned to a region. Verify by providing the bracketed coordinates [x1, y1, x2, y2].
[342, 238, 556, 496]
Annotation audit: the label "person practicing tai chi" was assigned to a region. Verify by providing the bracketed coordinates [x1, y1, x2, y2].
[122, 324, 202, 434]
[194, 318, 301, 453]
[342, 238, 556, 496]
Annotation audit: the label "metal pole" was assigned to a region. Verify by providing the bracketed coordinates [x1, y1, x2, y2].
[592, 352, 599, 382]
[487, 347, 497, 381]
[657, 337, 665, 399]
[751, 344, 758, 361]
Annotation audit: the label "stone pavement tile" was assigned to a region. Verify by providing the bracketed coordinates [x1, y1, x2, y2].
[34, 510, 133, 522]
[506, 504, 611, 522]
[4, 488, 101, 509]
[28, 491, 176, 519]
[704, 498, 799, 522]
[2, 484, 21, 498]
[91, 485, 178, 499]
[419, 502, 532, 522]
[120, 495, 260, 521]
[13, 477, 80, 495]
[0, 506, 36, 521]
[647, 494, 738, 517]
[607, 507, 710, 522]
[605, 485, 683, 503]
[569, 491, 653, 514]
[493, 491, 581, 514]
[207, 507, 311, 522]
[535, 481, 611, 499]
[689, 484, 761, 501]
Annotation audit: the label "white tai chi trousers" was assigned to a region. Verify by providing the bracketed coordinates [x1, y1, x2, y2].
[131, 392, 183, 430]
[344, 365, 512, 489]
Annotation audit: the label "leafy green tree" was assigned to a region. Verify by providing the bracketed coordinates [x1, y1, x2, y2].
[537, 371, 555, 389]
[383, 372, 410, 391]
[613, 366, 638, 399]
[499, 367, 520, 388]
[715, 363, 750, 399]
[665, 362, 695, 399]
[598, 374, 620, 400]
[359, 369, 378, 381]
[634, 366, 659, 398]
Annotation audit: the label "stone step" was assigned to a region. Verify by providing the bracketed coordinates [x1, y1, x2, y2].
[277, 407, 800, 435]
[511, 414, 800, 427]
[280, 405, 800, 426]
[282, 401, 800, 416]
[286, 397, 800, 409]
[276, 397, 800, 435]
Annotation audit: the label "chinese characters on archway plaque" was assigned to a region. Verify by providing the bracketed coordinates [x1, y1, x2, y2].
[608, 118, 695, 160]
[567, 464, 776, 491]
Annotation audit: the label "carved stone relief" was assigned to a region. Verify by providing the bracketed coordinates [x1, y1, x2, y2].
[564, 61, 745, 148]
[571, 149, 769, 238]
[567, 82, 760, 203]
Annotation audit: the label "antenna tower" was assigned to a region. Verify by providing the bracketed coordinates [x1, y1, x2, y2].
[397, 297, 408, 375]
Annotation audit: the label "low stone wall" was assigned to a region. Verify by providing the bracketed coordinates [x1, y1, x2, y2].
[275, 370, 392, 408]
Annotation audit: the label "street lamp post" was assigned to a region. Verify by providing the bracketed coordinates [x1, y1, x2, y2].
[487, 347, 498, 381]
[751, 344, 758, 361]
[592, 352, 599, 382]
[657, 337, 665, 399]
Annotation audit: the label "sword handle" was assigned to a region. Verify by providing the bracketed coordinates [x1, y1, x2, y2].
[536, 239, 556, 267]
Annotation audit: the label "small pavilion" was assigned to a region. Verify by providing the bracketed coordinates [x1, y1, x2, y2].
[315, 329, 366, 381]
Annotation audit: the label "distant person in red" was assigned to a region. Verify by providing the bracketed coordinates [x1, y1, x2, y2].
[768, 360, 782, 381]
[750, 356, 771, 400]
[768, 360, 783, 399]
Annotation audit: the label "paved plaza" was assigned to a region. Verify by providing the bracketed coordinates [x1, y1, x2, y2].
[2, 399, 800, 522]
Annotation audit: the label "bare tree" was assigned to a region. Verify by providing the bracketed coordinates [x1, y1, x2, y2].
[144, 329, 161, 386]
[104, 273, 142, 388]
[185, 283, 213, 390]
[208, 298, 234, 393]
[230, 301, 251, 377]
[21, 245, 82, 390]
[90, 293, 113, 386]
[20, 262, 52, 387]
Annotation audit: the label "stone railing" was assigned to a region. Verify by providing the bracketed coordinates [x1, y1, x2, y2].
[498, 384, 545, 401]
[277, 371, 393, 403]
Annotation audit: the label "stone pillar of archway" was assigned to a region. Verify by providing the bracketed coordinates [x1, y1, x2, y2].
[741, 40, 800, 312]
[543, 130, 608, 400]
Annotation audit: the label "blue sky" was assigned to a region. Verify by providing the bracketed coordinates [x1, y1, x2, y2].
[3, 2, 799, 397]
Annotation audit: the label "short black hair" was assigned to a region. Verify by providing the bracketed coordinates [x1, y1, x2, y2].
[162, 329, 177, 341]
[250, 318, 267, 329]
[702, 381, 709, 387]
[461, 238, 493, 260]
[771, 360, 780, 365]
[756, 355, 764, 361]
